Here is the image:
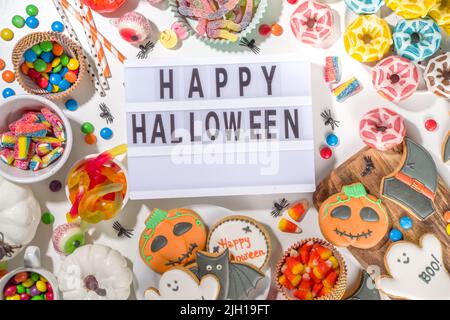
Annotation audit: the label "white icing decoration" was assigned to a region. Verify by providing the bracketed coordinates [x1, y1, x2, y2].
[144, 268, 220, 300]
[377, 234, 450, 300]
[207, 218, 269, 269]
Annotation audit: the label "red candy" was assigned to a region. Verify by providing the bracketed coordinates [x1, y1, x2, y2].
[287, 0, 298, 3]
[425, 119, 437, 132]
[320, 146, 332, 159]
[258, 24, 272, 36]
[36, 76, 49, 89]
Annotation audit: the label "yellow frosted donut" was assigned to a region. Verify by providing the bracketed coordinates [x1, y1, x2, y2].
[429, 0, 450, 26]
[385, 0, 437, 19]
[344, 15, 392, 63]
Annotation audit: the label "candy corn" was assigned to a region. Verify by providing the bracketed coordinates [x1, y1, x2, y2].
[278, 218, 302, 233]
[287, 199, 310, 222]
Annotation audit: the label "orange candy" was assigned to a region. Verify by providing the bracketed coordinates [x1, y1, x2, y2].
[0, 58, 5, 71]
[52, 43, 64, 56]
[278, 218, 302, 233]
[444, 211, 450, 223]
[44, 63, 52, 73]
[64, 71, 77, 83]
[271, 23, 283, 36]
[2, 70, 15, 83]
[287, 200, 309, 222]
[21, 63, 30, 75]
[84, 133, 97, 145]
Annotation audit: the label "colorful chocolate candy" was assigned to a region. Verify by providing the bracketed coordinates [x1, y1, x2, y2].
[3, 271, 53, 300]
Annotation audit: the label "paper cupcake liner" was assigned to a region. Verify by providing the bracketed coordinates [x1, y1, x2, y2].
[275, 238, 348, 301]
[169, 0, 268, 48]
[12, 32, 86, 101]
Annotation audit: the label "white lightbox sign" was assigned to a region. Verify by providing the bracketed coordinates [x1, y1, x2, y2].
[125, 55, 315, 199]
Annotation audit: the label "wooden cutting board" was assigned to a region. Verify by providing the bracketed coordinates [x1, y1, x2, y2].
[312, 144, 450, 275]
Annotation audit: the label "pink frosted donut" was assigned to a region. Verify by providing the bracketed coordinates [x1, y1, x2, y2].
[372, 56, 419, 103]
[117, 12, 152, 45]
[359, 108, 406, 151]
[290, 0, 334, 47]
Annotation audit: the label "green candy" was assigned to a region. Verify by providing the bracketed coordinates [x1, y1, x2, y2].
[52, 64, 62, 73]
[33, 59, 47, 72]
[16, 285, 25, 294]
[39, 41, 53, 53]
[41, 212, 55, 224]
[26, 4, 39, 16]
[60, 54, 69, 66]
[31, 272, 40, 282]
[26, 288, 31, 295]
[12, 15, 25, 28]
[81, 122, 94, 134]
[31, 44, 42, 56]
[31, 295, 44, 300]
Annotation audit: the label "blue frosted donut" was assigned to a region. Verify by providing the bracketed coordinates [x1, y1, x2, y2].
[393, 18, 442, 62]
[344, 0, 384, 14]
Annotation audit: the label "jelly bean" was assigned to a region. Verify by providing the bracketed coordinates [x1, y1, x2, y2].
[2, 88, 15, 98]
[0, 58, 5, 71]
[425, 119, 437, 132]
[2, 70, 15, 83]
[22, 278, 34, 288]
[100, 127, 113, 140]
[36, 280, 47, 292]
[259, 24, 272, 36]
[30, 286, 40, 297]
[41, 51, 54, 63]
[20, 293, 30, 300]
[58, 79, 71, 91]
[31, 44, 42, 56]
[67, 58, 79, 70]
[271, 23, 283, 36]
[31, 295, 44, 300]
[0, 28, 14, 41]
[14, 272, 28, 283]
[52, 43, 64, 56]
[45, 291, 54, 300]
[81, 122, 94, 134]
[39, 41, 53, 53]
[49, 179, 62, 192]
[24, 49, 37, 63]
[389, 228, 403, 242]
[33, 59, 47, 72]
[60, 54, 69, 66]
[41, 212, 55, 224]
[4, 286, 17, 297]
[64, 71, 77, 83]
[12, 15, 26, 28]
[160, 30, 178, 49]
[16, 285, 25, 294]
[53, 64, 62, 73]
[326, 133, 339, 147]
[26, 16, 39, 29]
[65, 99, 78, 111]
[26, 4, 39, 16]
[31, 272, 40, 282]
[49, 73, 61, 85]
[399, 216, 413, 230]
[84, 133, 97, 145]
[320, 146, 332, 159]
[51, 21, 64, 33]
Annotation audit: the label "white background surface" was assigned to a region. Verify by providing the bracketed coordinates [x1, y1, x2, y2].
[1, 0, 449, 300]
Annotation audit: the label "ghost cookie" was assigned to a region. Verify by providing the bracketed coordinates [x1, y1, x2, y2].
[207, 216, 271, 269]
[377, 233, 450, 300]
[144, 267, 220, 300]
[443, 131, 450, 163]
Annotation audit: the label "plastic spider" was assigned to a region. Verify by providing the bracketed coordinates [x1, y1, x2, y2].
[321, 109, 340, 131]
[99, 103, 114, 124]
[137, 41, 155, 59]
[113, 221, 134, 238]
[0, 232, 21, 260]
[239, 38, 260, 54]
[361, 156, 375, 177]
[271, 198, 289, 217]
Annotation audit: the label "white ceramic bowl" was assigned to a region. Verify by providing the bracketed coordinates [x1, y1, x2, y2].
[0, 95, 73, 183]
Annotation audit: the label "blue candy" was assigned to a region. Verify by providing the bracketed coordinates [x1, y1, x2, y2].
[100, 127, 113, 140]
[26, 16, 39, 29]
[40, 51, 54, 63]
[344, 0, 384, 15]
[24, 49, 37, 62]
[399, 216, 413, 230]
[58, 79, 71, 91]
[65, 99, 78, 111]
[2, 88, 15, 98]
[51, 21, 64, 33]
[389, 229, 403, 242]
[326, 133, 339, 147]
[46, 83, 53, 92]
[59, 67, 69, 77]
[49, 74, 62, 85]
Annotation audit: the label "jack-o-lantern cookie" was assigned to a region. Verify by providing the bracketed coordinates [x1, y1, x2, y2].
[139, 208, 207, 273]
[319, 183, 389, 249]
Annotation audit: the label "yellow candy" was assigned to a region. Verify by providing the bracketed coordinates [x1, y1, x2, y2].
[385, 0, 437, 19]
[447, 224, 450, 236]
[160, 30, 178, 49]
[67, 58, 79, 70]
[344, 15, 392, 63]
[10, 295, 20, 300]
[26, 61, 34, 68]
[429, 0, 450, 26]
[36, 280, 47, 292]
[40, 276, 47, 283]
[52, 85, 59, 93]
[51, 58, 61, 68]
[41, 72, 49, 80]
[22, 278, 34, 288]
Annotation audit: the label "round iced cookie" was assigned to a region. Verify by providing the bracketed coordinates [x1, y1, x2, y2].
[372, 56, 419, 102]
[344, 0, 385, 14]
[429, 0, 450, 26]
[290, 0, 334, 47]
[359, 107, 406, 151]
[393, 18, 441, 62]
[385, 0, 437, 19]
[424, 52, 450, 99]
[344, 15, 392, 63]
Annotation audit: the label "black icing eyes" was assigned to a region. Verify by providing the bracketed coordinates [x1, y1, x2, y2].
[151, 235, 168, 252]
[173, 222, 192, 236]
[360, 207, 380, 222]
[331, 206, 351, 220]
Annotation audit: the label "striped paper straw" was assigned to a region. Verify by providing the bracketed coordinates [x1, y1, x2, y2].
[82, 5, 111, 78]
[59, 0, 127, 64]
[73, 0, 110, 89]
[52, 0, 106, 97]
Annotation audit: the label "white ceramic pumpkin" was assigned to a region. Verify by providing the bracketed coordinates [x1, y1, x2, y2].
[57, 244, 133, 300]
[0, 176, 41, 263]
